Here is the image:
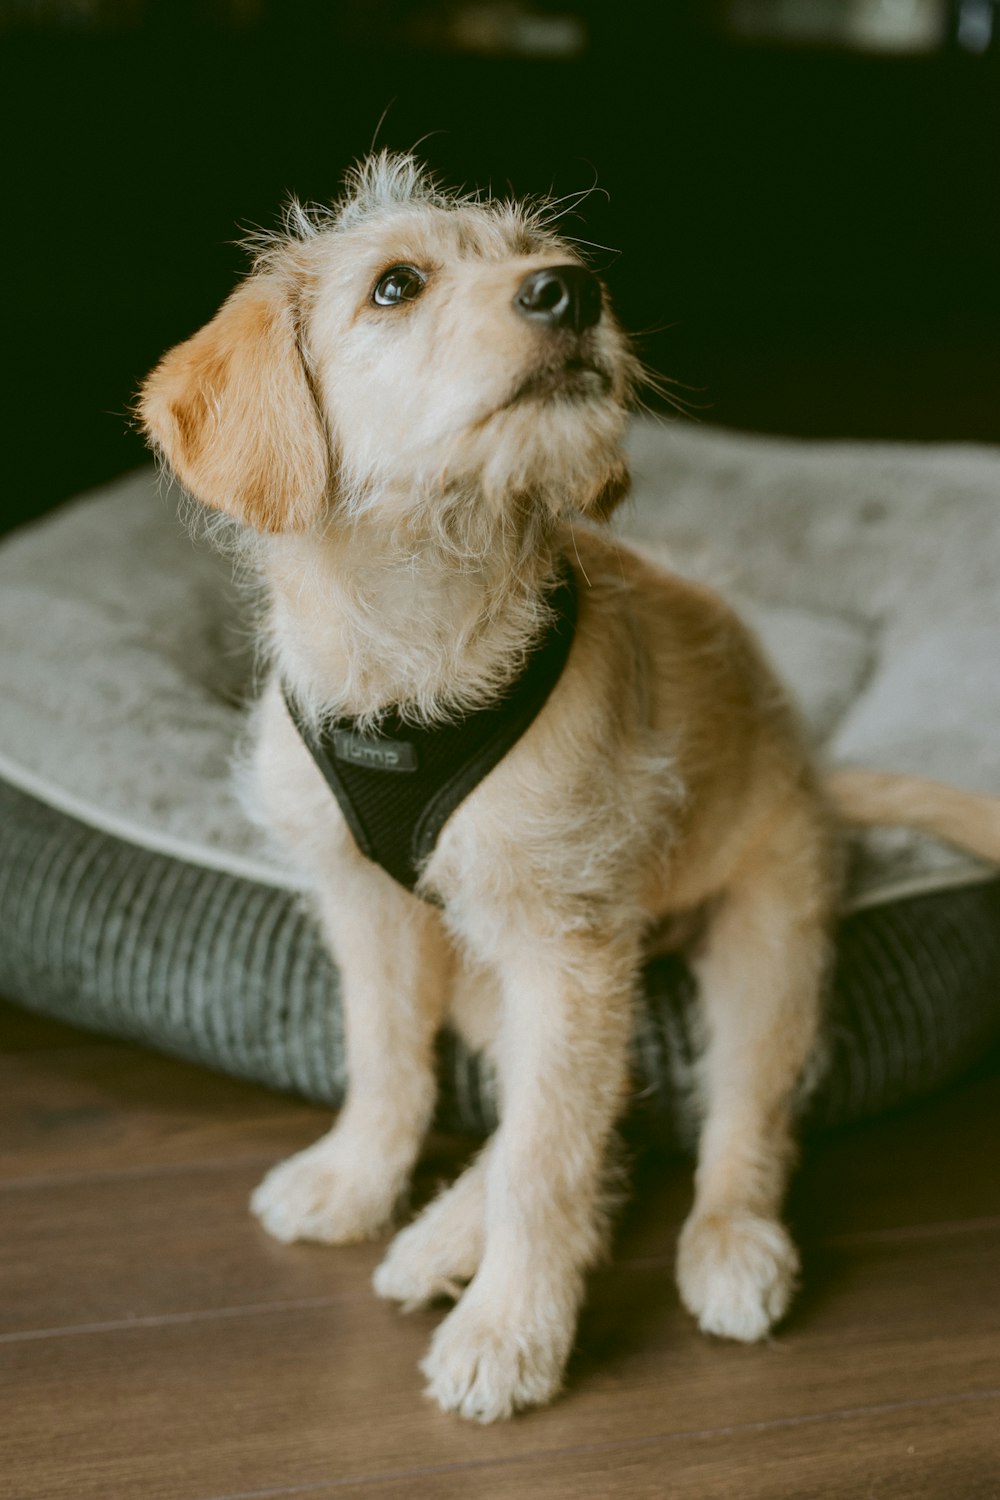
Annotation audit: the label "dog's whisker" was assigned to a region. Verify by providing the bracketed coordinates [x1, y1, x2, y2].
[534, 176, 610, 224]
[632, 360, 707, 419]
[567, 522, 592, 588]
[405, 126, 449, 161]
[630, 319, 684, 339]
[558, 234, 622, 257]
[369, 99, 397, 155]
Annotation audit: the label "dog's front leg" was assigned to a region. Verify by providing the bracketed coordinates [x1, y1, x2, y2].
[251, 869, 451, 1244]
[421, 926, 636, 1421]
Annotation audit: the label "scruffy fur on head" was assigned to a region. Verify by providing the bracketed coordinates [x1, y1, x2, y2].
[140, 153, 1000, 1423]
[142, 153, 634, 536]
[141, 153, 635, 724]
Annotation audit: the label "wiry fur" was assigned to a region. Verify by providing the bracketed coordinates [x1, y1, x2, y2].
[139, 153, 1000, 1424]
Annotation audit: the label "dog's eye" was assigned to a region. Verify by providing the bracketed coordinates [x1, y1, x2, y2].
[372, 265, 426, 307]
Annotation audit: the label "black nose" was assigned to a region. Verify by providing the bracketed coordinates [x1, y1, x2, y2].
[514, 264, 603, 334]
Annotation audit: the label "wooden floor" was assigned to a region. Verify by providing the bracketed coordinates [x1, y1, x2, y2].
[1, 998, 998, 1499]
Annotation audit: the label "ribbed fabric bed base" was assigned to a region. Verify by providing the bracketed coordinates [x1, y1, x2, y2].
[4, 777, 998, 1150]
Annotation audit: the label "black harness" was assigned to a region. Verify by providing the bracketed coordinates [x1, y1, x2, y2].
[283, 560, 579, 895]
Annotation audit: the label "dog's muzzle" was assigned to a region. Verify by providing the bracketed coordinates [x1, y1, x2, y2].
[514, 264, 603, 335]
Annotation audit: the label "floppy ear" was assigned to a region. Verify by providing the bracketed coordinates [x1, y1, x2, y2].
[138, 273, 329, 533]
[583, 454, 630, 520]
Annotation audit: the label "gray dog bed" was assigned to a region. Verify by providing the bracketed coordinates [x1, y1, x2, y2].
[2, 420, 999, 1146]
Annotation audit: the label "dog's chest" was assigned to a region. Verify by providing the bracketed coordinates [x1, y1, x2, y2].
[283, 563, 579, 896]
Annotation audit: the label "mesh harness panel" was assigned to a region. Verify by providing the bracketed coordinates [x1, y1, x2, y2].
[282, 560, 579, 895]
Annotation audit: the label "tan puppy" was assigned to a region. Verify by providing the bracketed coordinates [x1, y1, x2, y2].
[139, 153, 1000, 1423]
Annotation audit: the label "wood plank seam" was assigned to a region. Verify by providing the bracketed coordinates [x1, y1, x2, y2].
[188, 1388, 1000, 1500]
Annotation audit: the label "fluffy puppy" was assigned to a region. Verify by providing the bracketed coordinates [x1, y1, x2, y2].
[139, 153, 1000, 1423]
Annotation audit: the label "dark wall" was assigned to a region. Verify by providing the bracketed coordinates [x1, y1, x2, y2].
[4, 5, 999, 534]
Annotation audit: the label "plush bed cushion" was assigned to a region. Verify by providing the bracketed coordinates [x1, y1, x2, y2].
[1, 421, 998, 1145]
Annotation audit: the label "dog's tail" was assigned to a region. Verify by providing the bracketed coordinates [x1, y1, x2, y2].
[826, 769, 1000, 865]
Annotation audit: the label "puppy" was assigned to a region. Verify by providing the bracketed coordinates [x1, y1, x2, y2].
[139, 153, 1000, 1423]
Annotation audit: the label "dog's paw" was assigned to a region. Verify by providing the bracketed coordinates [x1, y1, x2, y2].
[373, 1216, 479, 1309]
[250, 1139, 397, 1245]
[373, 1236, 468, 1310]
[420, 1284, 571, 1422]
[676, 1210, 799, 1342]
[373, 1180, 484, 1309]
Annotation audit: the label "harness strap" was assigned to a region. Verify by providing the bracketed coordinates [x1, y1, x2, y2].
[282, 559, 579, 895]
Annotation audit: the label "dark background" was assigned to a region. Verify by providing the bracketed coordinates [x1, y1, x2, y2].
[3, 0, 999, 535]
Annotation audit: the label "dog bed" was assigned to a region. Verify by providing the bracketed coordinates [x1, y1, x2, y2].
[2, 420, 999, 1147]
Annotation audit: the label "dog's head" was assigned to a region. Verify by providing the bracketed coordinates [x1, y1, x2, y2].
[139, 153, 638, 539]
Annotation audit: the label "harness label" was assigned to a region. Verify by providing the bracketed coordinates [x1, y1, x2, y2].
[332, 729, 419, 773]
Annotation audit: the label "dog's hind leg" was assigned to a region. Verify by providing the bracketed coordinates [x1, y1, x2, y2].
[374, 955, 510, 1308]
[374, 1140, 491, 1308]
[251, 868, 452, 1245]
[676, 800, 836, 1342]
[420, 926, 637, 1421]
